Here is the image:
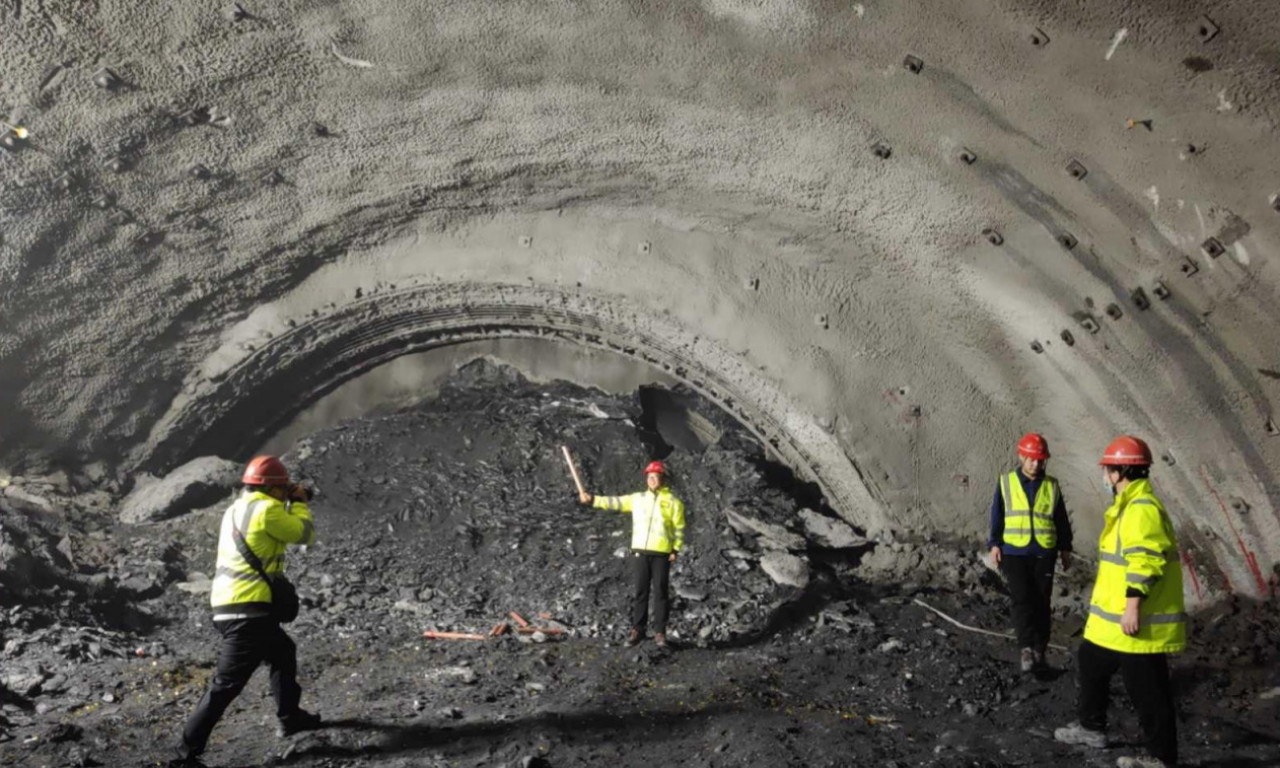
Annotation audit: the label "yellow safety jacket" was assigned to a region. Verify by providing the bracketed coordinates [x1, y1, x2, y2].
[594, 486, 686, 554]
[1083, 479, 1186, 654]
[210, 490, 315, 618]
[1000, 471, 1059, 549]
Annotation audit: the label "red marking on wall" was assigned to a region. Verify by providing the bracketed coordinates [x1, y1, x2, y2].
[1181, 549, 1203, 602]
[1199, 465, 1267, 595]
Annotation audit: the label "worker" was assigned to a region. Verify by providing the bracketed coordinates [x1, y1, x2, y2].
[579, 459, 686, 649]
[987, 432, 1074, 672]
[1054, 436, 1185, 768]
[170, 456, 321, 767]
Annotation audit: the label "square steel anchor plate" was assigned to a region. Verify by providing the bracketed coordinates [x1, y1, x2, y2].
[1194, 15, 1219, 43]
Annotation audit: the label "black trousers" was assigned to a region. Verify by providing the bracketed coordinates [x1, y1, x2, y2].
[1078, 639, 1178, 766]
[999, 553, 1055, 651]
[630, 551, 671, 634]
[178, 617, 303, 759]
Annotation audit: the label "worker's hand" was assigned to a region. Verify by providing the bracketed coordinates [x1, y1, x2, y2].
[1060, 551, 1072, 571]
[1121, 598, 1141, 636]
[989, 546, 1002, 567]
[289, 483, 313, 503]
[669, 552, 678, 563]
[579, 491, 592, 505]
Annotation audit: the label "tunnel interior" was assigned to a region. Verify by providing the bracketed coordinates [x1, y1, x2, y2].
[5, 2, 1280, 765]
[2, 1, 1278, 600]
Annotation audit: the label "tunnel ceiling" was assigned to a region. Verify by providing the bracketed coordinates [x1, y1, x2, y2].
[1, 1, 1278, 599]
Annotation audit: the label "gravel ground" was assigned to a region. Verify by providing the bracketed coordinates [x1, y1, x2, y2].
[3, 362, 1278, 767]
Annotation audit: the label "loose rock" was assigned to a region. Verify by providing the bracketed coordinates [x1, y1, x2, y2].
[120, 456, 239, 524]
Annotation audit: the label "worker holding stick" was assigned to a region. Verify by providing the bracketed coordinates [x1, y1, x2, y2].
[563, 448, 686, 649]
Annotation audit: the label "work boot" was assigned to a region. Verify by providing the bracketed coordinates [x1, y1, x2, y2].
[1020, 647, 1035, 672]
[169, 742, 208, 768]
[1054, 721, 1107, 749]
[1115, 757, 1169, 768]
[654, 632, 667, 649]
[276, 709, 322, 738]
[623, 629, 642, 648]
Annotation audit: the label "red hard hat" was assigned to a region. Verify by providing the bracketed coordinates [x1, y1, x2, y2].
[1099, 436, 1153, 466]
[1016, 432, 1050, 460]
[242, 455, 290, 486]
[643, 460, 666, 476]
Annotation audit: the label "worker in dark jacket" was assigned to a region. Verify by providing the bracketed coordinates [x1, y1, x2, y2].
[170, 456, 321, 767]
[988, 433, 1074, 672]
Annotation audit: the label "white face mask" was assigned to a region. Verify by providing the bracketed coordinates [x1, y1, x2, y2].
[1102, 470, 1116, 495]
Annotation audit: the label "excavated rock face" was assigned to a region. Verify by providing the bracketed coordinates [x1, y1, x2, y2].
[2, 365, 1278, 767]
[1, 2, 1278, 597]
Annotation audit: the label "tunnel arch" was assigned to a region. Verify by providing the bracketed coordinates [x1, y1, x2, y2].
[137, 280, 891, 537]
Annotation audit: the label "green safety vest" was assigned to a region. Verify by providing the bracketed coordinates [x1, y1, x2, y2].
[210, 491, 315, 617]
[1083, 479, 1186, 654]
[593, 486, 686, 554]
[1000, 471, 1058, 549]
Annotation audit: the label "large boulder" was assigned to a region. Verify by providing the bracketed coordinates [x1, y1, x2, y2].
[120, 456, 239, 524]
[798, 508, 867, 549]
[760, 551, 810, 589]
[724, 509, 805, 551]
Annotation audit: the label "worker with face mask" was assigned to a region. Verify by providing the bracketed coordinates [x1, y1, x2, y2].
[579, 460, 686, 649]
[1055, 436, 1185, 768]
[988, 433, 1074, 672]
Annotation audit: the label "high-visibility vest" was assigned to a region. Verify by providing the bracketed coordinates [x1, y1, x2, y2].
[593, 486, 686, 554]
[210, 491, 315, 617]
[999, 471, 1059, 549]
[1083, 479, 1186, 654]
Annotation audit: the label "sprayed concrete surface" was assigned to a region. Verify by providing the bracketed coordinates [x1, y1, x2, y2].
[2, 1, 1280, 599]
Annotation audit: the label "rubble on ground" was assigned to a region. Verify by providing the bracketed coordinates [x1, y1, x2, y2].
[1, 361, 1277, 767]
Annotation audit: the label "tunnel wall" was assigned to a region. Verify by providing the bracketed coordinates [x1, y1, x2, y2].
[1, 1, 1278, 598]
[138, 277, 892, 537]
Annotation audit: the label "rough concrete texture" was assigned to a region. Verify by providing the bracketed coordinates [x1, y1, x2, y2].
[2, 1, 1279, 597]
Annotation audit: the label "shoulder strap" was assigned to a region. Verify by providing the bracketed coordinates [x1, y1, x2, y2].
[231, 499, 273, 583]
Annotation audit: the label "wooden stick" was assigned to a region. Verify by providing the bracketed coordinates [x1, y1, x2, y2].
[912, 598, 1068, 652]
[514, 626, 565, 636]
[422, 630, 487, 641]
[561, 445, 586, 496]
[509, 611, 530, 628]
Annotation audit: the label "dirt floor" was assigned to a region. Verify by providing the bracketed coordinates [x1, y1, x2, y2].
[3, 362, 1279, 768]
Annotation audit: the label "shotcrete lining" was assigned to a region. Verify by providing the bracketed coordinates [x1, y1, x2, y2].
[140, 281, 889, 537]
[3, 0, 1279, 599]
[259, 338, 681, 456]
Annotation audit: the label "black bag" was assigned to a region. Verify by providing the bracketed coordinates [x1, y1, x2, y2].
[231, 522, 301, 624]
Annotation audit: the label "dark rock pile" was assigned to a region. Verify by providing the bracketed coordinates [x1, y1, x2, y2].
[276, 358, 881, 649]
[2, 360, 1278, 767]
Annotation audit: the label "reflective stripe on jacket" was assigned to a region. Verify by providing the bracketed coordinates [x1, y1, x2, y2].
[593, 486, 686, 554]
[1000, 471, 1059, 549]
[1083, 479, 1186, 654]
[210, 491, 315, 617]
